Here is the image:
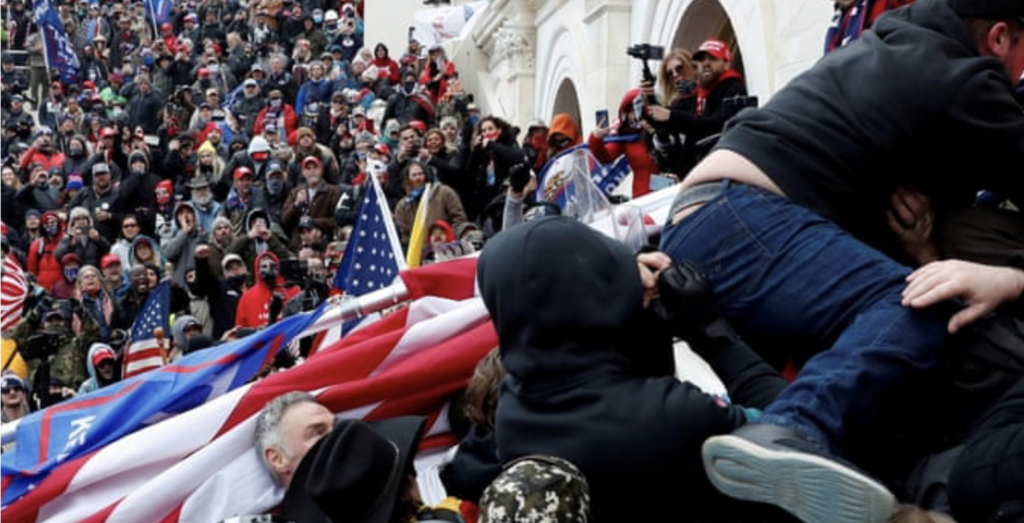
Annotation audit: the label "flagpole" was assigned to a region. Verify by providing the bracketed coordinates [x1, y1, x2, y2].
[296, 279, 410, 340]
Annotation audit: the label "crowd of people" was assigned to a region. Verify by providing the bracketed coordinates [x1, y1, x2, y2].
[3, 0, 1024, 522]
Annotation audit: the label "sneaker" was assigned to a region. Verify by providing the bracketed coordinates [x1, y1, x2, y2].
[702, 423, 896, 523]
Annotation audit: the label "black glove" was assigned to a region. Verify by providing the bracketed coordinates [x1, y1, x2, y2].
[652, 260, 741, 350]
[268, 292, 284, 324]
[67, 297, 84, 318]
[508, 162, 532, 193]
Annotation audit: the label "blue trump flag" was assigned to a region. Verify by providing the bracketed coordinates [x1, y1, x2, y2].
[0, 302, 329, 508]
[31, 0, 80, 84]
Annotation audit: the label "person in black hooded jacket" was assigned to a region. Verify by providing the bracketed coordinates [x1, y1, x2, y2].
[476, 216, 794, 523]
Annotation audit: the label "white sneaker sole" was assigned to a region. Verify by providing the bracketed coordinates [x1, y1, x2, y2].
[702, 434, 896, 523]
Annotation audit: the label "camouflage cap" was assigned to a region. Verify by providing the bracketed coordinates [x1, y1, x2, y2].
[479, 455, 591, 523]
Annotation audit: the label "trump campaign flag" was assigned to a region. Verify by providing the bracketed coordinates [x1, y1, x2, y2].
[30, 0, 80, 84]
[144, 0, 171, 28]
[121, 281, 171, 379]
[0, 259, 494, 523]
[0, 302, 328, 515]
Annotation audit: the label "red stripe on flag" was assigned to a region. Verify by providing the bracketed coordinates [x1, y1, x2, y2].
[0, 448, 100, 523]
[400, 258, 478, 300]
[35, 381, 143, 469]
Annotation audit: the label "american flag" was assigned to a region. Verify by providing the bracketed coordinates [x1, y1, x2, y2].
[334, 173, 407, 296]
[0, 259, 494, 523]
[122, 282, 170, 379]
[1, 254, 28, 333]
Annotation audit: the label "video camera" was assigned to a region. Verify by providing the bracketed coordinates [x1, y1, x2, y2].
[281, 258, 309, 284]
[627, 43, 665, 83]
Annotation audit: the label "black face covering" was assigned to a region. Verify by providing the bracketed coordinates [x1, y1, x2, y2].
[226, 274, 247, 288]
[260, 266, 277, 283]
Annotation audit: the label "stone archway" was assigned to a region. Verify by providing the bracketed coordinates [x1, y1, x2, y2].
[551, 78, 582, 131]
[673, 0, 746, 90]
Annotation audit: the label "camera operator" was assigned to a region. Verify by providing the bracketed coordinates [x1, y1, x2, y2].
[11, 297, 100, 408]
[641, 39, 748, 179]
[281, 254, 329, 359]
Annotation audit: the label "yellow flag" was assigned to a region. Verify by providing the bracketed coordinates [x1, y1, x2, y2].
[406, 183, 433, 268]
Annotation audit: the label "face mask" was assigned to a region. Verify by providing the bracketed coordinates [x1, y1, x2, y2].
[402, 81, 415, 93]
[266, 178, 284, 194]
[45, 224, 59, 236]
[251, 151, 269, 162]
[313, 14, 322, 23]
[70, 145, 84, 156]
[270, 98, 282, 108]
[143, 54, 154, 67]
[131, 167, 145, 176]
[259, 266, 277, 283]
[408, 185, 424, 201]
[64, 267, 79, 281]
[157, 190, 171, 205]
[226, 274, 247, 288]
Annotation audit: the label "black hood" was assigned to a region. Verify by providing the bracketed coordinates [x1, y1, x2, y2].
[477, 217, 668, 389]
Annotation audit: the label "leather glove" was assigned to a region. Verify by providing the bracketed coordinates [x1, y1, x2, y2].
[652, 260, 741, 350]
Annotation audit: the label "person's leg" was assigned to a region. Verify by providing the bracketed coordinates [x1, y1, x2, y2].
[660, 181, 949, 523]
[660, 181, 948, 450]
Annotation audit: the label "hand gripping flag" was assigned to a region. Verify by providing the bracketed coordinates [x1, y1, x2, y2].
[0, 302, 328, 516]
[0, 259, 494, 523]
[30, 0, 80, 84]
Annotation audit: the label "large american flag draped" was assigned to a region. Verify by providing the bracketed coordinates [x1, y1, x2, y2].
[0, 259, 494, 523]
[333, 173, 407, 296]
[1, 254, 28, 333]
[0, 301, 330, 517]
[122, 282, 171, 379]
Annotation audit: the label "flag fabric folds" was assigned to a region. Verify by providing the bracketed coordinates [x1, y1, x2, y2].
[143, 0, 171, 28]
[30, 0, 80, 84]
[0, 303, 328, 515]
[405, 183, 433, 268]
[120, 282, 171, 379]
[1, 255, 28, 333]
[333, 174, 407, 296]
[0, 259, 494, 523]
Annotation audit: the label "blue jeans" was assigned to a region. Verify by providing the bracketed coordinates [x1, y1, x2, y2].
[659, 180, 948, 456]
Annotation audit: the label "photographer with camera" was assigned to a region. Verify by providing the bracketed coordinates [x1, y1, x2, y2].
[11, 295, 101, 408]
[639, 39, 748, 179]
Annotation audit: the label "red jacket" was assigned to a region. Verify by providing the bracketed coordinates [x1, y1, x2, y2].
[253, 105, 299, 137]
[27, 211, 65, 291]
[235, 251, 300, 328]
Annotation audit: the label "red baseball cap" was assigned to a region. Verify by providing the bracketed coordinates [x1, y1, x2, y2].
[91, 346, 116, 367]
[693, 38, 731, 62]
[233, 166, 254, 179]
[101, 253, 121, 269]
[302, 156, 322, 168]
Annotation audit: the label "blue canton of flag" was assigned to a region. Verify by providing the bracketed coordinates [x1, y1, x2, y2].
[122, 281, 171, 379]
[31, 0, 80, 84]
[0, 302, 329, 509]
[333, 174, 407, 296]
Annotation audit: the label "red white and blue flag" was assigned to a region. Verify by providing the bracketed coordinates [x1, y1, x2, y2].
[0, 302, 329, 516]
[1, 254, 28, 333]
[0, 259, 495, 523]
[334, 171, 406, 296]
[121, 282, 171, 379]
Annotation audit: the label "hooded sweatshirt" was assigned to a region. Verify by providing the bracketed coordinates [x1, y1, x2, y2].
[27, 210, 65, 290]
[78, 342, 118, 395]
[234, 251, 299, 328]
[477, 216, 789, 523]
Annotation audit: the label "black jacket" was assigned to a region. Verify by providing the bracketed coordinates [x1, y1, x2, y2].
[948, 375, 1024, 523]
[718, 0, 1024, 257]
[477, 217, 790, 523]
